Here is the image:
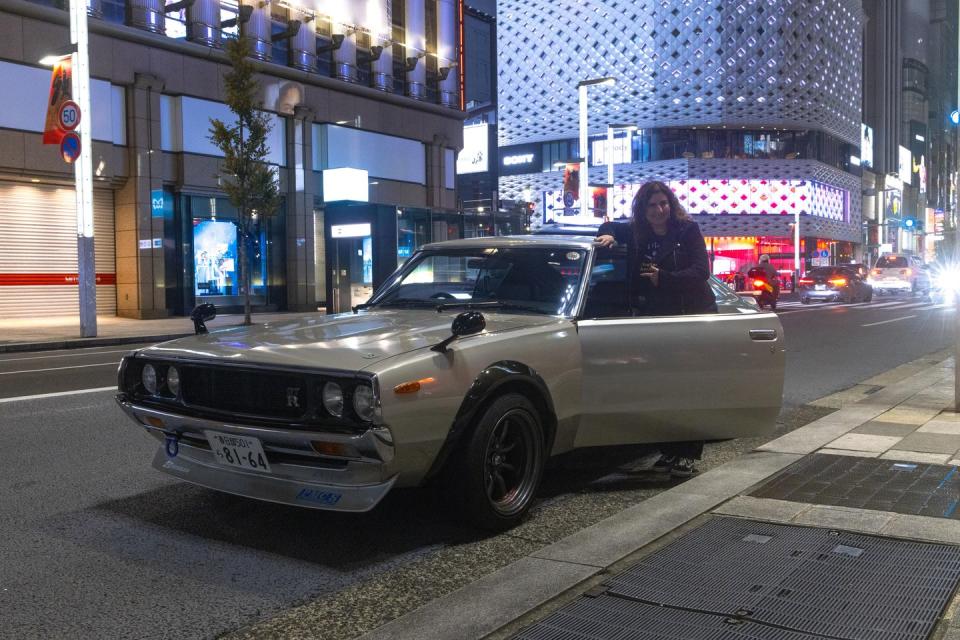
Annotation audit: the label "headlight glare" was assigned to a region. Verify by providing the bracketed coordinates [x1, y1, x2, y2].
[353, 384, 375, 421]
[166, 365, 180, 396]
[142, 364, 158, 395]
[322, 382, 344, 417]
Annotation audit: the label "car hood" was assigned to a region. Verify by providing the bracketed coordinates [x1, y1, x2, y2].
[138, 310, 557, 371]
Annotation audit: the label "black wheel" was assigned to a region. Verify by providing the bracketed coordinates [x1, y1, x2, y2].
[453, 393, 545, 530]
[770, 299, 777, 311]
[865, 289, 873, 302]
[801, 297, 811, 305]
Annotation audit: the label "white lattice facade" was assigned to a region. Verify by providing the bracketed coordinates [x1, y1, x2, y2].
[496, 0, 865, 246]
[498, 0, 864, 147]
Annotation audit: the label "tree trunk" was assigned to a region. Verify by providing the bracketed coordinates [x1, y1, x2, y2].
[240, 228, 252, 325]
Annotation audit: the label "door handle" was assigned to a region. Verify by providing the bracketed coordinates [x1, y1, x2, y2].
[749, 329, 778, 341]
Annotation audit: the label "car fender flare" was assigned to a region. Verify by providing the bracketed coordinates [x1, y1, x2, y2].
[423, 360, 557, 482]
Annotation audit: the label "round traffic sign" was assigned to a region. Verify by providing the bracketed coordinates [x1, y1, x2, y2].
[58, 100, 81, 131]
[60, 132, 81, 164]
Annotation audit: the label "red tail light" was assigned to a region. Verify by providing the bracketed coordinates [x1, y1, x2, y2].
[798, 277, 813, 285]
[753, 279, 766, 288]
[828, 277, 848, 286]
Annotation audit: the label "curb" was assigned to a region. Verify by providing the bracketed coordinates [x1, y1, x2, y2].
[0, 333, 192, 354]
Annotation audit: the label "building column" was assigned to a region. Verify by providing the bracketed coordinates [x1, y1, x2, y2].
[116, 72, 168, 319]
[285, 106, 318, 311]
[425, 133, 449, 210]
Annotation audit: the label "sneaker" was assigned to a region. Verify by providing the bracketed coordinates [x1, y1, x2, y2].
[670, 457, 697, 478]
[652, 455, 676, 473]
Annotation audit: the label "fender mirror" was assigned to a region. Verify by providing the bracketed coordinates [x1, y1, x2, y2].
[432, 311, 486, 353]
[190, 303, 217, 335]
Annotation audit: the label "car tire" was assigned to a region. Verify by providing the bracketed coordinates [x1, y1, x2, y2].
[453, 393, 546, 531]
[770, 299, 777, 311]
[801, 297, 810, 304]
[865, 290, 873, 302]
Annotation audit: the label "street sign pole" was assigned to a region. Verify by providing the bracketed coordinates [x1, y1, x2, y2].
[70, 0, 96, 337]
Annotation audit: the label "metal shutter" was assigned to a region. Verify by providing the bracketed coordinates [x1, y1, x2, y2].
[0, 181, 116, 318]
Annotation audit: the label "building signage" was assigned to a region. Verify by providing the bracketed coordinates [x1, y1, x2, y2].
[860, 124, 873, 169]
[457, 123, 488, 174]
[322, 167, 369, 203]
[503, 153, 535, 166]
[898, 146, 913, 184]
[499, 143, 542, 176]
[331, 223, 372, 238]
[591, 134, 632, 167]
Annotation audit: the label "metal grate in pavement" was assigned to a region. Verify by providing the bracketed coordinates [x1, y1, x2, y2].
[604, 517, 960, 640]
[750, 454, 960, 519]
[512, 595, 813, 640]
[512, 517, 960, 640]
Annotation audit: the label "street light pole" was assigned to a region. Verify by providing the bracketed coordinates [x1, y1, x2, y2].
[576, 77, 616, 221]
[70, 0, 97, 337]
[794, 208, 800, 287]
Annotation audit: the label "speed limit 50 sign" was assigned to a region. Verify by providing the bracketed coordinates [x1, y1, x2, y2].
[57, 100, 81, 131]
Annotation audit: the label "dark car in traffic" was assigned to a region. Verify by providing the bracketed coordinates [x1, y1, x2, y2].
[798, 266, 873, 304]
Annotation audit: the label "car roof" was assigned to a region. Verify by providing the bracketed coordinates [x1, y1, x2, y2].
[421, 235, 597, 251]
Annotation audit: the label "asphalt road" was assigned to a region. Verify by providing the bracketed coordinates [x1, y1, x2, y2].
[0, 297, 956, 639]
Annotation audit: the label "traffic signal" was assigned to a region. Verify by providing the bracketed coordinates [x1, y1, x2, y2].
[902, 217, 920, 230]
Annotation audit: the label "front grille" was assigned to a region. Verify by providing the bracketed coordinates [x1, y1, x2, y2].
[179, 366, 309, 420]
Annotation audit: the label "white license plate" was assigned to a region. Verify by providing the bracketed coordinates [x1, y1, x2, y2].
[205, 430, 272, 473]
[815, 284, 825, 290]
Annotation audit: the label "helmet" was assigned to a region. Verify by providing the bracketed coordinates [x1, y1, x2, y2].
[759, 254, 770, 263]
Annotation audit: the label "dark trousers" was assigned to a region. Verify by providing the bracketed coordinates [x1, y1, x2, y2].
[660, 441, 704, 460]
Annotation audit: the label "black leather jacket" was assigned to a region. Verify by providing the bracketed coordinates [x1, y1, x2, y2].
[597, 219, 717, 315]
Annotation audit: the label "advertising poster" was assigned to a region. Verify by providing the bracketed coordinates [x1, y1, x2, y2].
[193, 220, 238, 297]
[42, 57, 73, 145]
[898, 146, 913, 184]
[860, 124, 873, 168]
[562, 163, 580, 211]
[457, 124, 488, 174]
[884, 188, 902, 223]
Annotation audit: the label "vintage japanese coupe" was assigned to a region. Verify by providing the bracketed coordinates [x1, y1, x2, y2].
[117, 235, 784, 529]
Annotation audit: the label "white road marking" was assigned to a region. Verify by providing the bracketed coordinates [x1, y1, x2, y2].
[0, 362, 118, 375]
[0, 386, 116, 404]
[0, 349, 129, 363]
[862, 315, 917, 327]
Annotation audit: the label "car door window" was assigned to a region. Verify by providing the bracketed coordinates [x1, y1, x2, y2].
[582, 248, 633, 318]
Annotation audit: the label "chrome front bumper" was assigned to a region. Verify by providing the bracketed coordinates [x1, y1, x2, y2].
[117, 398, 397, 512]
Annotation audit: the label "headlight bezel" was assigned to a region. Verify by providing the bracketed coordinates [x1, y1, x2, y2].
[322, 381, 345, 418]
[352, 384, 376, 422]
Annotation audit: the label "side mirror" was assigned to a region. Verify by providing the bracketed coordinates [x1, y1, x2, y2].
[190, 303, 217, 335]
[432, 311, 486, 353]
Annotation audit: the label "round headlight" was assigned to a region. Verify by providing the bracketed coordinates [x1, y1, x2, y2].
[166, 365, 180, 397]
[322, 382, 344, 417]
[353, 384, 375, 422]
[142, 364, 158, 395]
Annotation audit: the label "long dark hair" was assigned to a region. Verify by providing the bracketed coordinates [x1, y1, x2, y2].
[631, 181, 688, 248]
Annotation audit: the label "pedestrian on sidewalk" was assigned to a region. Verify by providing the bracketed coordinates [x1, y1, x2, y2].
[594, 180, 714, 477]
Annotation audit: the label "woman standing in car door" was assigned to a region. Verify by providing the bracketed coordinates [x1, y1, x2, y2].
[594, 180, 716, 476]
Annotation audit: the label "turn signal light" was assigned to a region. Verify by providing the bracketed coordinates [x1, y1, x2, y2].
[828, 278, 848, 286]
[311, 441, 349, 457]
[901, 269, 912, 276]
[798, 278, 813, 285]
[753, 279, 766, 288]
[394, 377, 436, 394]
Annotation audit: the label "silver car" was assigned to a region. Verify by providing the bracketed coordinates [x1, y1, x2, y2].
[117, 236, 785, 529]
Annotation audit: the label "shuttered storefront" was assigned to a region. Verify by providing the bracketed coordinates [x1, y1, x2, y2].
[0, 181, 116, 318]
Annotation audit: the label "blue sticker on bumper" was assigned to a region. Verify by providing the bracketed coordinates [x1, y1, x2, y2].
[295, 488, 343, 506]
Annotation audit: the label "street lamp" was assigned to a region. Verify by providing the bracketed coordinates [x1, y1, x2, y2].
[40, 0, 96, 337]
[605, 123, 637, 188]
[577, 76, 616, 220]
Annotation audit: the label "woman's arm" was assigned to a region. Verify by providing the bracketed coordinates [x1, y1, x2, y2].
[596, 221, 631, 245]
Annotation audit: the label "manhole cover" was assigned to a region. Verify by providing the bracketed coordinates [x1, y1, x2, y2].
[513, 517, 960, 640]
[751, 454, 960, 519]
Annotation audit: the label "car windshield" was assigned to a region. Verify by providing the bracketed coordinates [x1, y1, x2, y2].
[370, 246, 587, 315]
[876, 256, 908, 268]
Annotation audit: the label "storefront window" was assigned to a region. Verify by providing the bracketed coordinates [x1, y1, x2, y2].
[397, 208, 431, 266]
[193, 220, 238, 297]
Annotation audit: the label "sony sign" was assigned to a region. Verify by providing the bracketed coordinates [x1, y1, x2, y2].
[503, 153, 535, 166]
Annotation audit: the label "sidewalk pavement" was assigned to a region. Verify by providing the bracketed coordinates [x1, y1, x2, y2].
[0, 310, 323, 353]
[354, 350, 960, 640]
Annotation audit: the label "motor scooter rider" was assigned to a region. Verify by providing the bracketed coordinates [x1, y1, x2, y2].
[755, 255, 779, 295]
